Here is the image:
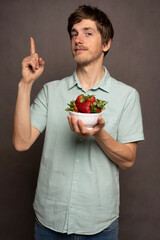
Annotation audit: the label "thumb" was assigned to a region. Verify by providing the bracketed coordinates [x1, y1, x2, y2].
[98, 116, 105, 128]
[38, 57, 45, 66]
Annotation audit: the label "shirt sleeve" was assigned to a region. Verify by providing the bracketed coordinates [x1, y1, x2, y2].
[30, 85, 48, 133]
[117, 89, 144, 143]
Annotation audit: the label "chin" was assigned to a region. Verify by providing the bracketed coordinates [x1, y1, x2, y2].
[74, 56, 92, 66]
[74, 52, 103, 67]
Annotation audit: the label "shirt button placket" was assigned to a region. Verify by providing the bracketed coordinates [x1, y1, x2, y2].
[67, 137, 83, 233]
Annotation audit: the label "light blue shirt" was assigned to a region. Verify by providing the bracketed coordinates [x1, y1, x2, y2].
[30, 67, 144, 235]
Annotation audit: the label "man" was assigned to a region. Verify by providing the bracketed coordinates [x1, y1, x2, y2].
[12, 5, 144, 240]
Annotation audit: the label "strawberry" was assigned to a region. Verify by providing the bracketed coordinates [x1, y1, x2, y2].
[73, 105, 79, 112]
[65, 94, 107, 113]
[75, 94, 85, 104]
[65, 100, 78, 112]
[90, 104, 101, 113]
[77, 102, 91, 113]
[97, 107, 101, 113]
[86, 95, 96, 103]
[95, 99, 107, 111]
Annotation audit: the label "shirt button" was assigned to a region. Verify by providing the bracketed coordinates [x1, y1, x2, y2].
[76, 160, 80, 163]
[71, 205, 74, 208]
[79, 138, 82, 142]
[73, 181, 77, 184]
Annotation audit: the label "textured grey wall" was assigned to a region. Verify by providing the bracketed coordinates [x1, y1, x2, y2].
[0, 0, 160, 239]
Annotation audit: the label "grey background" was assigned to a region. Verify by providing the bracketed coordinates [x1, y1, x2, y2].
[0, 0, 160, 239]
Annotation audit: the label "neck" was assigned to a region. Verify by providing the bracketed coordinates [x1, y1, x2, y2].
[76, 61, 105, 92]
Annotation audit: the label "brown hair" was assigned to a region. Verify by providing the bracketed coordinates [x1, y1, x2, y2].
[67, 5, 114, 56]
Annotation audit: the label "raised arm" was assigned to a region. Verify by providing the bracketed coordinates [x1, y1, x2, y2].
[12, 37, 45, 151]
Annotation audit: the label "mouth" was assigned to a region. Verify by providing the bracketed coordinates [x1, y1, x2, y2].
[74, 47, 88, 53]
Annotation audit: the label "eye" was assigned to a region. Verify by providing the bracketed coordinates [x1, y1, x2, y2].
[85, 32, 93, 37]
[71, 32, 78, 38]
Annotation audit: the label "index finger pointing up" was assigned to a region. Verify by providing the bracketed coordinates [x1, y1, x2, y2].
[30, 37, 36, 55]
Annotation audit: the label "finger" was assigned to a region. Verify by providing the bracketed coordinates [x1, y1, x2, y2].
[93, 117, 105, 133]
[98, 116, 105, 127]
[22, 56, 37, 72]
[38, 57, 45, 66]
[67, 116, 74, 131]
[31, 53, 39, 70]
[30, 37, 36, 55]
[77, 120, 91, 137]
[26, 53, 39, 70]
[35, 53, 39, 70]
[71, 116, 80, 133]
[77, 120, 86, 133]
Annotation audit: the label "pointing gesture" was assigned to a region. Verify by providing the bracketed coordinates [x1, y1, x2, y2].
[30, 37, 36, 55]
[21, 37, 45, 84]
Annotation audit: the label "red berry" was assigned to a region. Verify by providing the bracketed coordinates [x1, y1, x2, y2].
[76, 94, 85, 104]
[77, 102, 91, 113]
[86, 96, 96, 103]
[97, 107, 101, 113]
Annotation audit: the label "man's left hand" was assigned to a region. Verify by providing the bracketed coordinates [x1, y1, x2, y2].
[67, 115, 105, 138]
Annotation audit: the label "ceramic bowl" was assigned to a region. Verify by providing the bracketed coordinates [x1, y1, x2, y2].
[69, 111, 102, 130]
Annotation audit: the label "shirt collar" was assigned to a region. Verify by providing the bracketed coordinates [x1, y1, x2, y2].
[68, 66, 111, 93]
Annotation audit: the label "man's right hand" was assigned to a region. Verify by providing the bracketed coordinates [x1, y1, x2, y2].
[12, 37, 43, 151]
[21, 37, 45, 84]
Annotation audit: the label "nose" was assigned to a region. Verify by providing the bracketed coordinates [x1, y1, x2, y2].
[74, 34, 84, 45]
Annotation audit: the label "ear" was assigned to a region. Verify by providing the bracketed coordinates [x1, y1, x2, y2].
[102, 39, 112, 53]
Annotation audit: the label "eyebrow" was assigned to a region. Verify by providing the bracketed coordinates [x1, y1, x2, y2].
[71, 27, 96, 33]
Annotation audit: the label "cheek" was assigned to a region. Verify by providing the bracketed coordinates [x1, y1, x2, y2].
[92, 43, 102, 53]
[71, 42, 75, 51]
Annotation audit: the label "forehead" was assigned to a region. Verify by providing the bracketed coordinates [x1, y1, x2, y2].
[72, 19, 98, 31]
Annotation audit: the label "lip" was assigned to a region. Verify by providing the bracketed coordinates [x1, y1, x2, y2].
[75, 49, 87, 53]
[76, 49, 86, 52]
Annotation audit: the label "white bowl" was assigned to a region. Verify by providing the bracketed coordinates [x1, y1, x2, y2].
[69, 111, 102, 130]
